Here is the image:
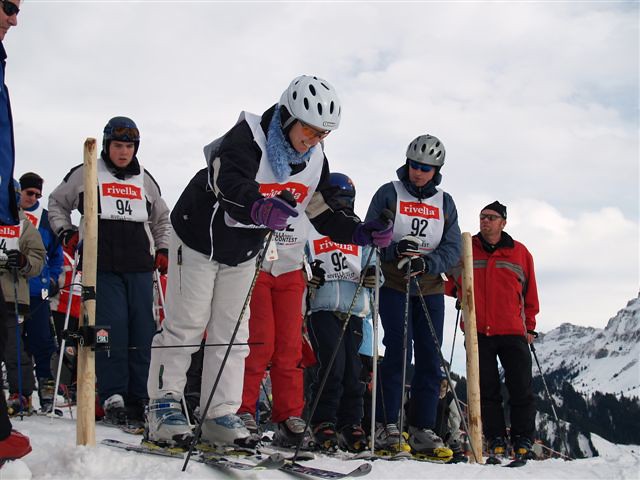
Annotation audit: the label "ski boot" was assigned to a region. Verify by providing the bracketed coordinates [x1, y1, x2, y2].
[338, 424, 367, 453]
[448, 440, 468, 463]
[145, 395, 193, 448]
[273, 416, 311, 448]
[0, 430, 31, 462]
[407, 427, 453, 461]
[201, 413, 260, 449]
[37, 378, 56, 414]
[102, 394, 129, 426]
[374, 422, 410, 455]
[512, 436, 536, 461]
[238, 412, 259, 435]
[485, 436, 508, 464]
[312, 422, 339, 452]
[6, 394, 32, 417]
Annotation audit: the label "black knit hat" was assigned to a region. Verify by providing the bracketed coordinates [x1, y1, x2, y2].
[482, 200, 507, 219]
[19, 172, 43, 191]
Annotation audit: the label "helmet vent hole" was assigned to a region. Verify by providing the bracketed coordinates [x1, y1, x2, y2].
[330, 101, 335, 114]
[309, 85, 317, 96]
[420, 145, 426, 153]
[292, 91, 298, 100]
[436, 152, 441, 158]
[303, 98, 310, 110]
[320, 82, 330, 90]
[429, 148, 435, 155]
[317, 103, 323, 115]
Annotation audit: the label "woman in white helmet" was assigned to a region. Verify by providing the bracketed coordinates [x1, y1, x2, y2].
[365, 134, 461, 459]
[145, 75, 393, 449]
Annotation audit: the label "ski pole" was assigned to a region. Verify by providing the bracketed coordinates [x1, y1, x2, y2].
[530, 342, 572, 460]
[438, 305, 461, 435]
[293, 245, 377, 460]
[51, 250, 80, 418]
[12, 267, 24, 419]
[396, 258, 412, 451]
[412, 276, 480, 463]
[182, 230, 275, 471]
[449, 306, 460, 371]
[369, 248, 380, 455]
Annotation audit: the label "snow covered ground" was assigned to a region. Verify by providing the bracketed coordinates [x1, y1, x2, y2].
[1, 415, 638, 480]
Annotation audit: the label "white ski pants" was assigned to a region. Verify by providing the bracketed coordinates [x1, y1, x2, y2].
[147, 231, 255, 419]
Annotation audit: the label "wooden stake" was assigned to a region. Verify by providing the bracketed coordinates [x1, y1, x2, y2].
[461, 232, 483, 463]
[77, 138, 97, 446]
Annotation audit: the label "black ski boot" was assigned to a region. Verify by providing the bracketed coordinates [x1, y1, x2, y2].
[312, 422, 339, 452]
[485, 436, 508, 464]
[338, 424, 367, 452]
[273, 417, 310, 448]
[512, 436, 536, 461]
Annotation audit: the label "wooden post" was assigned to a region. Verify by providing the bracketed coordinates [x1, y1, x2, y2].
[461, 232, 483, 463]
[77, 138, 97, 446]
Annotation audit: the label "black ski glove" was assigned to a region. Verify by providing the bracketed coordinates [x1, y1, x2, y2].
[397, 255, 427, 277]
[307, 260, 326, 289]
[5, 249, 28, 270]
[49, 278, 60, 298]
[362, 265, 378, 289]
[395, 235, 421, 257]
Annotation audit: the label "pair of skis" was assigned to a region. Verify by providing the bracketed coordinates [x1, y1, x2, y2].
[102, 439, 372, 478]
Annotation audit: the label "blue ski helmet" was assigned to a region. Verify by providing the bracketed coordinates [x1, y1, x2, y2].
[103, 116, 140, 156]
[329, 172, 355, 207]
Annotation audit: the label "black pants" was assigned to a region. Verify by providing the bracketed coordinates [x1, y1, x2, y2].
[0, 286, 12, 439]
[478, 334, 535, 441]
[308, 311, 364, 428]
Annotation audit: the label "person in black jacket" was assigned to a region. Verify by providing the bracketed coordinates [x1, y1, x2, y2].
[145, 75, 393, 448]
[48, 116, 171, 427]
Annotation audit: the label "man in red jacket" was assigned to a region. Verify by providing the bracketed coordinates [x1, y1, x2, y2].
[451, 201, 539, 461]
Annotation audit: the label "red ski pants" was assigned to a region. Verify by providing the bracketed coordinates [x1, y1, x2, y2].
[239, 269, 306, 422]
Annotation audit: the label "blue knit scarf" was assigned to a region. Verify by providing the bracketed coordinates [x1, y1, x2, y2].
[266, 107, 314, 181]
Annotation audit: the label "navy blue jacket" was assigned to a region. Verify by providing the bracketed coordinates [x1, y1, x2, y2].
[0, 42, 19, 226]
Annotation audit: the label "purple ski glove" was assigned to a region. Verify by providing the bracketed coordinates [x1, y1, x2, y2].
[251, 196, 299, 230]
[352, 218, 393, 247]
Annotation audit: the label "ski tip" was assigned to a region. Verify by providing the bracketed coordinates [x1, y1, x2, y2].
[352, 463, 373, 476]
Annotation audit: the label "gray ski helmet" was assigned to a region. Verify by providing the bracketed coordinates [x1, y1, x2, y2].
[279, 75, 341, 131]
[103, 116, 140, 155]
[406, 134, 445, 167]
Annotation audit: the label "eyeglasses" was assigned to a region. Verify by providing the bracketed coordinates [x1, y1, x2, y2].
[1, 0, 19, 17]
[479, 213, 502, 221]
[110, 127, 140, 142]
[408, 159, 434, 172]
[23, 190, 42, 199]
[299, 121, 330, 140]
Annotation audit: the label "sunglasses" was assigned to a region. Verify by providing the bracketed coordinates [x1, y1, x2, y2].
[479, 213, 503, 221]
[299, 121, 330, 140]
[408, 159, 434, 172]
[23, 190, 42, 199]
[1, 0, 19, 17]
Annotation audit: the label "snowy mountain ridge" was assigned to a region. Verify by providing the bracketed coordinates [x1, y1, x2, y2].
[534, 294, 640, 399]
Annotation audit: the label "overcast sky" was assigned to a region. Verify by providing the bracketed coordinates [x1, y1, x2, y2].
[3, 1, 638, 369]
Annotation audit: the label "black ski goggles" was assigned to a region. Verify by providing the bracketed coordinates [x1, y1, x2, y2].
[109, 127, 140, 143]
[1, 0, 19, 17]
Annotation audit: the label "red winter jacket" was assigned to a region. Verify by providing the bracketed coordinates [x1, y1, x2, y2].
[447, 233, 539, 337]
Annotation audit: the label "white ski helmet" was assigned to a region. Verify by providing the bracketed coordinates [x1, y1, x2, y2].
[406, 134, 445, 167]
[279, 75, 341, 131]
